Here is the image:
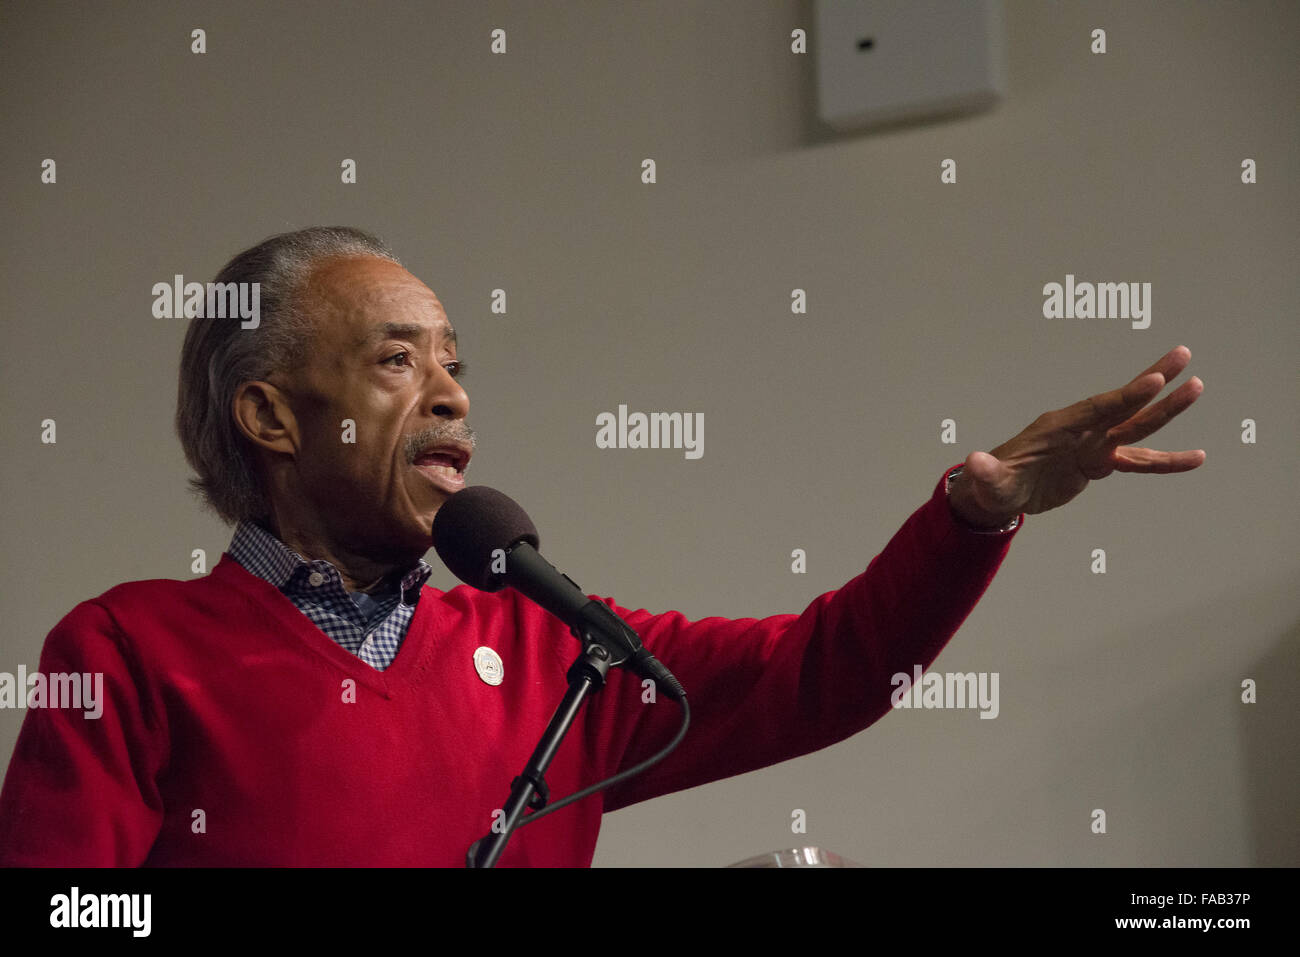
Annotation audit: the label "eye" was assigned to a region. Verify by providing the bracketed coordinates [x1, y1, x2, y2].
[382, 351, 411, 367]
[444, 360, 467, 379]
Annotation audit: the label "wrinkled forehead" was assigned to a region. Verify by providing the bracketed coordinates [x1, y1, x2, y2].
[302, 256, 450, 343]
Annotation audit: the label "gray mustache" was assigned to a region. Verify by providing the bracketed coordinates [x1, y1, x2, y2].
[405, 425, 477, 464]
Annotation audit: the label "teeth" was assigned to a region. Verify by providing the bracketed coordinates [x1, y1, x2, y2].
[420, 464, 459, 476]
[418, 449, 464, 470]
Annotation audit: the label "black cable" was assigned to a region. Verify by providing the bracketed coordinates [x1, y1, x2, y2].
[512, 696, 691, 829]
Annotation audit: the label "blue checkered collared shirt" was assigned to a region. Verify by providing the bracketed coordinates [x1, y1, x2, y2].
[226, 520, 434, 672]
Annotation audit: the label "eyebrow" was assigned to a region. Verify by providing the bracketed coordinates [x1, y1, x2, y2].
[359, 321, 457, 350]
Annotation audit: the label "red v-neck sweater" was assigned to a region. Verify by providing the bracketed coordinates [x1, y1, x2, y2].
[0, 468, 1018, 866]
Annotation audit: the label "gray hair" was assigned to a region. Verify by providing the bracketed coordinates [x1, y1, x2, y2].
[175, 226, 401, 525]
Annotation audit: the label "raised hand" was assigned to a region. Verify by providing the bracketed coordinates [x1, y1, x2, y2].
[947, 346, 1206, 528]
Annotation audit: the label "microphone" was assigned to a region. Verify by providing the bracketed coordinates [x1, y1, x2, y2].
[431, 486, 686, 700]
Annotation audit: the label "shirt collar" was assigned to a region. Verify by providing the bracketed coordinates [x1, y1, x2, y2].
[227, 519, 433, 600]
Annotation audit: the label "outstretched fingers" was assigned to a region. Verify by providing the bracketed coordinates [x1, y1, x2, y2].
[1110, 446, 1207, 473]
[1106, 376, 1204, 446]
[1054, 346, 1193, 433]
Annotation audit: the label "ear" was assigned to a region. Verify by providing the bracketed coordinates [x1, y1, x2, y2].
[232, 380, 299, 455]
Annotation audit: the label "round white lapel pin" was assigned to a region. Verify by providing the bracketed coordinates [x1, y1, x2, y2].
[473, 646, 504, 686]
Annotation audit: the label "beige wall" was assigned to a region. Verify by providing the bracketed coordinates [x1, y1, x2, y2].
[1, 0, 1295, 866]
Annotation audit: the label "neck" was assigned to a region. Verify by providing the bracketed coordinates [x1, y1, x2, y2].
[260, 516, 414, 593]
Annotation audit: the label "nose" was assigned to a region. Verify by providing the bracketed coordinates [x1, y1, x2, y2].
[428, 363, 469, 421]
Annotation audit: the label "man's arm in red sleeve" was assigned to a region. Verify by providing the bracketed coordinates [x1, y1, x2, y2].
[591, 465, 1021, 811]
[0, 600, 167, 866]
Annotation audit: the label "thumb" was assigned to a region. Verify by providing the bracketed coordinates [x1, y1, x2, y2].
[963, 450, 1001, 485]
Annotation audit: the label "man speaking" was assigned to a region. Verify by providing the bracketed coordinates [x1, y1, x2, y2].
[0, 227, 1205, 866]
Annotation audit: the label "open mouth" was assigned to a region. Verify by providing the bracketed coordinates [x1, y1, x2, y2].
[411, 444, 470, 492]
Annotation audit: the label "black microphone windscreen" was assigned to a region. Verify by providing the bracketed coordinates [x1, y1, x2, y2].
[431, 486, 540, 591]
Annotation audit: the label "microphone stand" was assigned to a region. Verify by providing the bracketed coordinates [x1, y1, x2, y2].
[466, 633, 622, 868]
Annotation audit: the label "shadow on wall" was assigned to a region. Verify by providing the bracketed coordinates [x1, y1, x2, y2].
[1028, 569, 1299, 866]
[1243, 622, 1300, 865]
